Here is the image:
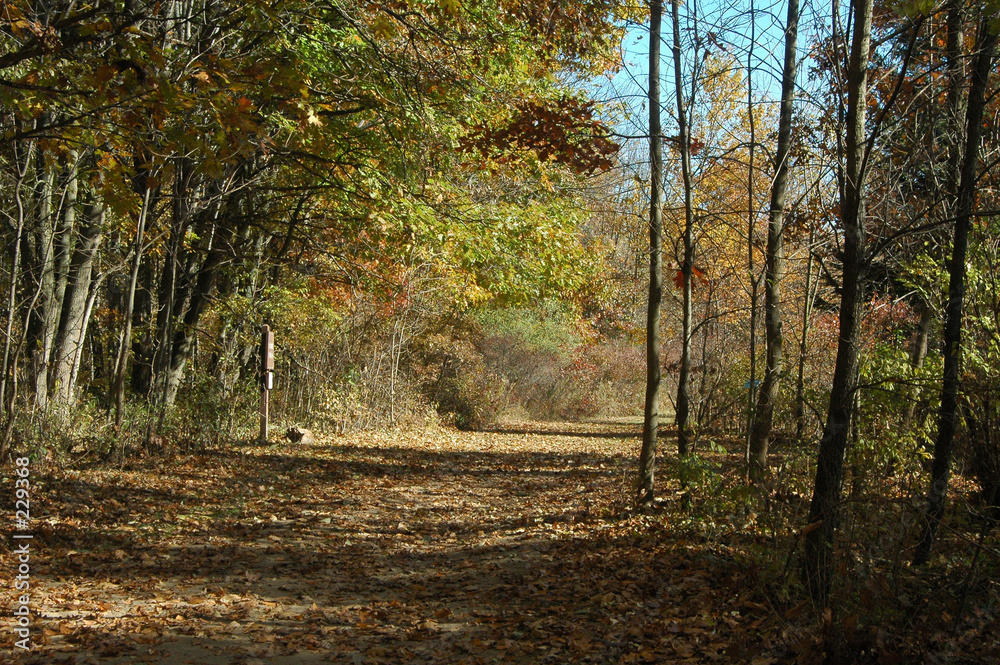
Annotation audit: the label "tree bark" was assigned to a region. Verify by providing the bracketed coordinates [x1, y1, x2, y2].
[35, 153, 80, 402]
[162, 246, 226, 406]
[671, 0, 695, 456]
[152, 156, 192, 405]
[0, 140, 34, 419]
[114, 184, 153, 427]
[748, 0, 798, 482]
[54, 153, 78, 341]
[50, 196, 104, 410]
[914, 13, 998, 566]
[637, 0, 664, 506]
[70, 270, 106, 396]
[130, 258, 155, 395]
[902, 300, 933, 433]
[803, 0, 873, 604]
[795, 230, 817, 440]
[745, 0, 759, 460]
[25, 149, 56, 408]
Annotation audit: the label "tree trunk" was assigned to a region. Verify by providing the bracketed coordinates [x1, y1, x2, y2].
[34, 153, 80, 403]
[803, 0, 873, 604]
[0, 140, 34, 419]
[162, 248, 226, 406]
[50, 197, 104, 410]
[748, 0, 798, 482]
[131, 257, 156, 395]
[795, 230, 817, 440]
[671, 0, 695, 456]
[53, 153, 78, 340]
[152, 157, 192, 406]
[745, 0, 759, 460]
[914, 14, 998, 566]
[25, 150, 57, 408]
[902, 300, 933, 433]
[904, 3, 962, 440]
[636, 0, 664, 506]
[114, 185, 153, 427]
[70, 271, 106, 396]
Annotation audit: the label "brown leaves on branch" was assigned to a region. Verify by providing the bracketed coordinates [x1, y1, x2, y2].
[672, 265, 709, 290]
[504, 0, 625, 60]
[461, 97, 619, 175]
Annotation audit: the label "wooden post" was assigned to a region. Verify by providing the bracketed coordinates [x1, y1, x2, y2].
[259, 324, 274, 443]
[260, 386, 269, 443]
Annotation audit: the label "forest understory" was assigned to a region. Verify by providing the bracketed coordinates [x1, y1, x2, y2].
[2, 420, 998, 664]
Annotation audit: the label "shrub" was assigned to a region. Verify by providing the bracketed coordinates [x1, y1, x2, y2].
[413, 302, 647, 427]
[417, 330, 512, 429]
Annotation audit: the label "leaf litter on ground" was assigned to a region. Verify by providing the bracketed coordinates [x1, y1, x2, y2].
[2, 420, 998, 664]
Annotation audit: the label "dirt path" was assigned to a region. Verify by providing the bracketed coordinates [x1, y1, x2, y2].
[2, 421, 778, 664]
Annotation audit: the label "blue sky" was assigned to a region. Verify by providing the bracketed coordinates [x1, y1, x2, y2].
[591, 0, 830, 139]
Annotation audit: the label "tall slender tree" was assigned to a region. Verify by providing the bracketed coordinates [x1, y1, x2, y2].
[637, 0, 665, 506]
[671, 0, 696, 457]
[914, 9, 999, 565]
[748, 0, 799, 481]
[745, 0, 759, 460]
[803, 0, 874, 603]
[795, 228, 818, 440]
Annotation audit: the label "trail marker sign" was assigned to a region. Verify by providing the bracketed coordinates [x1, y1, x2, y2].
[259, 325, 275, 442]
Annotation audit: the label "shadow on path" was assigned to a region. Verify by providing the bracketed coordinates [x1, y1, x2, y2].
[3, 423, 772, 665]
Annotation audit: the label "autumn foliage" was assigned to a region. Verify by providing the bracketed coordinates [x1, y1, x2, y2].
[1, 0, 1000, 662]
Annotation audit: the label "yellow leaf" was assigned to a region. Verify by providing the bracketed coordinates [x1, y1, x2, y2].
[372, 15, 396, 40]
[438, 0, 462, 18]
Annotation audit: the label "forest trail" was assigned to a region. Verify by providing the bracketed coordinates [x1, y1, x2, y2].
[6, 422, 798, 664]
